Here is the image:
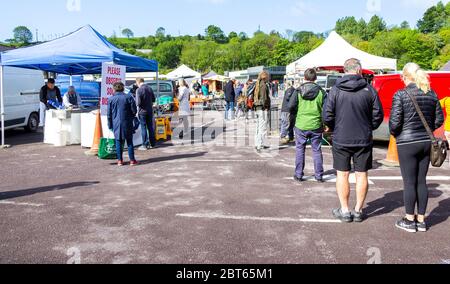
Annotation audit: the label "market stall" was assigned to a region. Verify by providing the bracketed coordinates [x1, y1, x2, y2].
[204, 75, 228, 94]
[0, 25, 158, 148]
[286, 31, 397, 75]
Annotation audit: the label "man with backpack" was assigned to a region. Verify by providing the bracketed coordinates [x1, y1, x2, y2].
[288, 69, 326, 183]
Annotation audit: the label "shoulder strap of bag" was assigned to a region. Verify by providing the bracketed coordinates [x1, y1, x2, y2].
[404, 89, 436, 143]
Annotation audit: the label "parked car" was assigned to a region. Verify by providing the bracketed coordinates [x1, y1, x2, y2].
[57, 75, 101, 108]
[372, 72, 450, 141]
[126, 80, 176, 113]
[0, 67, 43, 132]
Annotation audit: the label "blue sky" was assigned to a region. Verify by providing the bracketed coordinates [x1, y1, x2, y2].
[1, 0, 448, 41]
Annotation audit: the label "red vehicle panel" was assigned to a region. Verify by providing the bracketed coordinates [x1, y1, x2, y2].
[371, 72, 450, 140]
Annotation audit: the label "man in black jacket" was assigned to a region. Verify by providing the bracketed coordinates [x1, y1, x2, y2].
[224, 79, 236, 121]
[136, 78, 157, 150]
[323, 58, 384, 223]
[39, 78, 62, 127]
[280, 81, 296, 144]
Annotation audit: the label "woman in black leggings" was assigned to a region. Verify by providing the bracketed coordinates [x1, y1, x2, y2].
[389, 63, 444, 233]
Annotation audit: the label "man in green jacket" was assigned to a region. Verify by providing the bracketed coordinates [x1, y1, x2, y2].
[288, 69, 326, 183]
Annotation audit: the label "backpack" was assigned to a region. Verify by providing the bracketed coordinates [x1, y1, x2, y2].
[246, 83, 256, 109]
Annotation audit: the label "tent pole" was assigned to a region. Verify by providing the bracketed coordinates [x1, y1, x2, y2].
[0, 65, 5, 148]
[69, 75, 73, 86]
[156, 66, 160, 116]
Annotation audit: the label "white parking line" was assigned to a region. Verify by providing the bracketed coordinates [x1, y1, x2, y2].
[186, 160, 268, 163]
[0, 201, 44, 207]
[284, 175, 450, 185]
[177, 213, 341, 224]
[370, 176, 450, 181]
[283, 174, 375, 185]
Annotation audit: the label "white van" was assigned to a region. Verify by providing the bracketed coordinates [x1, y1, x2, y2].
[0, 67, 43, 132]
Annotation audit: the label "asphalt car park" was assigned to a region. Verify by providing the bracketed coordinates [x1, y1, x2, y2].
[1, 110, 449, 264]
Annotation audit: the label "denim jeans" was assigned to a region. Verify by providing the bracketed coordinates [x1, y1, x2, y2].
[294, 128, 324, 179]
[116, 138, 135, 162]
[225, 102, 235, 120]
[280, 112, 295, 140]
[139, 113, 156, 147]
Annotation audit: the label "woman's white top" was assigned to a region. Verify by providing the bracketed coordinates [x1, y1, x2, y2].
[178, 86, 191, 116]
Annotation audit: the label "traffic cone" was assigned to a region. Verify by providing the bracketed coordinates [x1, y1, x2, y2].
[85, 110, 103, 156]
[380, 136, 400, 167]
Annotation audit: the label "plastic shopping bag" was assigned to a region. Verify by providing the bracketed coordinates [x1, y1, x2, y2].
[98, 138, 117, 160]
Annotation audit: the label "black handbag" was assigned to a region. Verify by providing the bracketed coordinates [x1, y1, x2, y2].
[405, 90, 448, 167]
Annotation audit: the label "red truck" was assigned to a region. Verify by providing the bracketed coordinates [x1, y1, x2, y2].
[371, 72, 450, 141]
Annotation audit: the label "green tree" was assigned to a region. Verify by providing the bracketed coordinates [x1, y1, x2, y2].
[357, 18, 368, 39]
[205, 25, 227, 43]
[153, 40, 183, 69]
[366, 15, 387, 40]
[417, 1, 447, 34]
[228, 31, 238, 40]
[335, 16, 359, 35]
[293, 31, 315, 43]
[181, 40, 219, 72]
[271, 38, 292, 66]
[368, 29, 441, 70]
[156, 27, 166, 38]
[400, 21, 410, 29]
[241, 33, 278, 67]
[121, 28, 134, 39]
[223, 37, 243, 70]
[238, 32, 248, 40]
[12, 26, 33, 44]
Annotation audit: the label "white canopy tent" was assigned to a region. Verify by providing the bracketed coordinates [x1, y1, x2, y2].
[286, 31, 397, 75]
[440, 61, 450, 71]
[165, 64, 201, 80]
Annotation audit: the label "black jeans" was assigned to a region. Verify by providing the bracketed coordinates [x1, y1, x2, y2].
[397, 141, 432, 216]
[139, 113, 156, 147]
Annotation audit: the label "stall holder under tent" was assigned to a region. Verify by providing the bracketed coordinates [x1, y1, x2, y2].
[0, 25, 159, 148]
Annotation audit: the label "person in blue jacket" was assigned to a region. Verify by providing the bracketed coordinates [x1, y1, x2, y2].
[107, 82, 138, 167]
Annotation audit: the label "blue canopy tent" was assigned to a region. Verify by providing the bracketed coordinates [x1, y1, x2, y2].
[0, 25, 158, 147]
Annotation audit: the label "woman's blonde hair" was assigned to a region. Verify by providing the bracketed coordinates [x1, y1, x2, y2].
[402, 63, 431, 94]
[255, 71, 270, 98]
[178, 79, 187, 87]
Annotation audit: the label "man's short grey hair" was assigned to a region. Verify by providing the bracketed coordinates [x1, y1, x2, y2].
[344, 58, 362, 74]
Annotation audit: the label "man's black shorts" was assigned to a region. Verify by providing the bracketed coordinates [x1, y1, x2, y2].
[332, 144, 373, 172]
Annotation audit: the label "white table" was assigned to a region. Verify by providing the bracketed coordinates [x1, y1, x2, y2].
[44, 110, 82, 146]
[80, 112, 143, 148]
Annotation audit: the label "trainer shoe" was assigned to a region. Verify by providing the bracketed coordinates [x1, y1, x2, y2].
[416, 221, 428, 233]
[280, 138, 290, 145]
[117, 160, 124, 167]
[332, 208, 353, 223]
[138, 146, 148, 151]
[396, 218, 417, 233]
[352, 210, 365, 223]
[130, 160, 139, 166]
[294, 176, 304, 183]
